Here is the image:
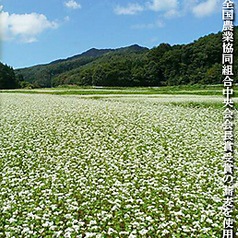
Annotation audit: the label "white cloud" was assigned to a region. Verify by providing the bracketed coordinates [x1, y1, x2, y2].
[64, 16, 70, 21]
[155, 19, 165, 27]
[132, 23, 154, 29]
[192, 0, 220, 17]
[0, 6, 58, 43]
[114, 3, 144, 15]
[149, 37, 159, 43]
[146, 0, 178, 12]
[132, 19, 165, 29]
[64, 0, 81, 9]
[164, 9, 183, 18]
[114, 0, 223, 19]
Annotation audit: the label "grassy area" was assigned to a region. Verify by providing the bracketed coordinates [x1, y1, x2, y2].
[54, 84, 225, 91]
[0, 84, 234, 96]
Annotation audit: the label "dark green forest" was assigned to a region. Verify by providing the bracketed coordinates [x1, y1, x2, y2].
[1, 27, 237, 89]
[0, 63, 17, 89]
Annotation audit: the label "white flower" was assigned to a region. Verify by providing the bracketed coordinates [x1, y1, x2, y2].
[139, 229, 148, 235]
[128, 234, 137, 238]
[64, 214, 73, 219]
[22, 227, 30, 233]
[108, 227, 117, 235]
[85, 232, 97, 237]
[206, 218, 213, 223]
[9, 218, 17, 223]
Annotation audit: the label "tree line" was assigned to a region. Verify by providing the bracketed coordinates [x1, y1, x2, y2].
[0, 63, 17, 89]
[2, 27, 238, 89]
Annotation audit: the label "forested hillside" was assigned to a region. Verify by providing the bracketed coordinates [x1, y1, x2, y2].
[15, 27, 238, 88]
[0, 63, 17, 89]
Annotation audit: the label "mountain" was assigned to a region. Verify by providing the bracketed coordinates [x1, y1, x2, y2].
[16, 44, 148, 87]
[49, 48, 113, 65]
[48, 45, 147, 65]
[15, 28, 238, 88]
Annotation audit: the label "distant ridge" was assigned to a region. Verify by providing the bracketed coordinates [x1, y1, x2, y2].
[15, 43, 149, 87]
[49, 44, 147, 65]
[15, 27, 238, 88]
[49, 48, 113, 65]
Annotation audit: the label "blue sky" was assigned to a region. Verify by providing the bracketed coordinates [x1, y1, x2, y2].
[0, 0, 235, 68]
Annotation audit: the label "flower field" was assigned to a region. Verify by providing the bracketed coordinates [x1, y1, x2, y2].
[0, 93, 236, 237]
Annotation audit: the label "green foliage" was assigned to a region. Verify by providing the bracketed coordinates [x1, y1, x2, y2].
[0, 62, 17, 89]
[20, 81, 37, 89]
[14, 27, 238, 87]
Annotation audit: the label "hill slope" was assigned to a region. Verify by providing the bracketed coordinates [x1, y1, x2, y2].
[16, 44, 148, 87]
[15, 28, 238, 88]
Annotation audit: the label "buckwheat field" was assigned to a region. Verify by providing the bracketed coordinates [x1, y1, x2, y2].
[0, 93, 237, 237]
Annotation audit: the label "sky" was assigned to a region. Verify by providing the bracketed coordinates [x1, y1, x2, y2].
[0, 0, 236, 69]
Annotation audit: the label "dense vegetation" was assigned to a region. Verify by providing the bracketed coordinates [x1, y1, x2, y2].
[0, 94, 226, 237]
[15, 26, 238, 88]
[0, 62, 17, 89]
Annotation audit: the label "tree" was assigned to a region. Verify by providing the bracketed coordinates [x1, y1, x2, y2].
[0, 63, 17, 89]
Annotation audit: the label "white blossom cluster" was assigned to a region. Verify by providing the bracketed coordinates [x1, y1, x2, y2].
[0, 93, 233, 237]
